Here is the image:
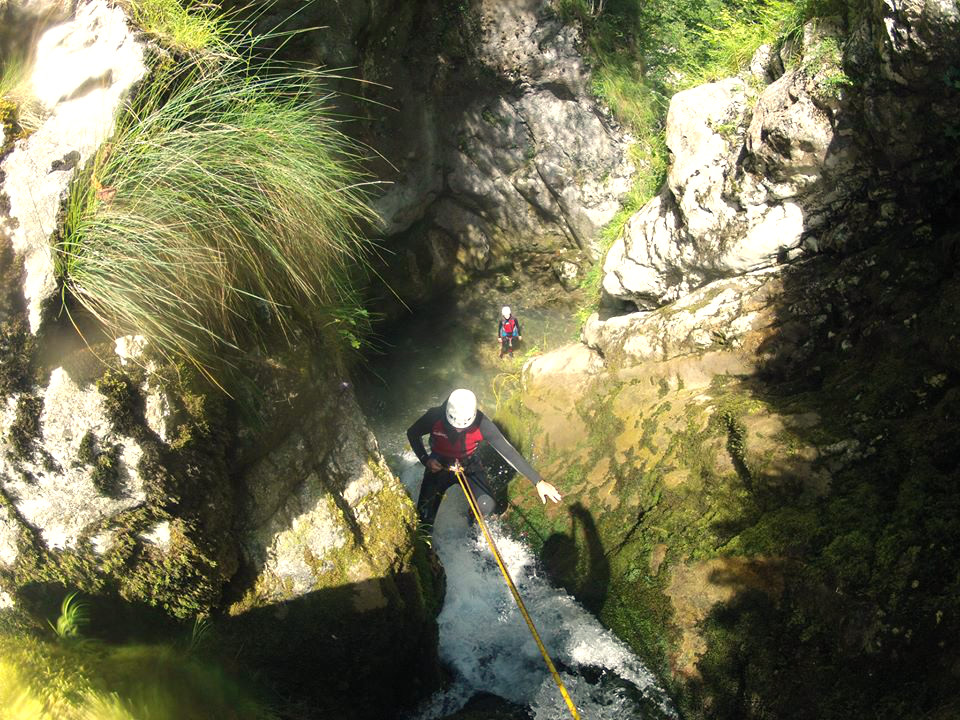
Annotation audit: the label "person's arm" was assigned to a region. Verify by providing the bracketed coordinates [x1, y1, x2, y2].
[478, 415, 562, 504]
[515, 317, 522, 339]
[406, 407, 443, 465]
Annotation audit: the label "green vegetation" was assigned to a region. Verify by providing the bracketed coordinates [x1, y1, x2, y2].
[0, 51, 43, 140]
[0, 603, 277, 720]
[47, 592, 89, 639]
[55, 9, 379, 391]
[124, 0, 232, 54]
[568, 0, 863, 320]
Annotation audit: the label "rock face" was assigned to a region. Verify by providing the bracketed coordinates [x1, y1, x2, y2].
[602, 6, 960, 311]
[507, 4, 960, 719]
[588, 270, 781, 367]
[385, 0, 634, 261]
[0, 367, 146, 558]
[0, 338, 442, 718]
[222, 378, 442, 718]
[0, 0, 146, 332]
[249, 0, 634, 305]
[511, 230, 960, 718]
[0, 5, 443, 716]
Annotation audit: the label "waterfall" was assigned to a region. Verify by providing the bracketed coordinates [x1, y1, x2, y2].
[398, 454, 677, 720]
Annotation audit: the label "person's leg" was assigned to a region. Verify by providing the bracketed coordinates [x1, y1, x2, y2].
[416, 469, 456, 528]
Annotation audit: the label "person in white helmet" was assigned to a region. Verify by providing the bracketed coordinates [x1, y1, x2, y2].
[406, 388, 562, 529]
[497, 306, 522, 358]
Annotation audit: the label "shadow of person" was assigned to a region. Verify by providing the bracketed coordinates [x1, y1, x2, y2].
[541, 502, 610, 616]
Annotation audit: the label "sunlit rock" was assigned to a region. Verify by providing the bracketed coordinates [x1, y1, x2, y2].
[601, 21, 859, 308]
[0, 0, 145, 332]
[0, 368, 146, 551]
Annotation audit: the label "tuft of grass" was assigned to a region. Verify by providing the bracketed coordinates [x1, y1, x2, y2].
[124, 0, 232, 55]
[47, 592, 89, 640]
[1, 52, 44, 137]
[0, 629, 278, 720]
[56, 52, 380, 389]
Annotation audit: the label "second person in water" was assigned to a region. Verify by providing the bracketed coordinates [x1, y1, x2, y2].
[498, 306, 522, 358]
[406, 388, 562, 529]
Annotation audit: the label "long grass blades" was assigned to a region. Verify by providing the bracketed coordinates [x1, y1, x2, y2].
[48, 592, 89, 640]
[57, 53, 379, 387]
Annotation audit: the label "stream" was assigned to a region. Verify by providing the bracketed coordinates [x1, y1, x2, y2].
[355, 285, 677, 719]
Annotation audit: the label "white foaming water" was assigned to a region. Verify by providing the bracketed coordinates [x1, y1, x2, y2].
[398, 455, 676, 720]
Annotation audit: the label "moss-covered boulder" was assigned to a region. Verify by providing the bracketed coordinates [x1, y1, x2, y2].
[501, 232, 960, 719]
[0, 328, 444, 718]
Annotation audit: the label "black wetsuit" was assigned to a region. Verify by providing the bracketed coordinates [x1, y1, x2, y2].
[406, 406, 542, 527]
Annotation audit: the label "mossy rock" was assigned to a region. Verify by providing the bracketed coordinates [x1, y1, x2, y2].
[506, 235, 960, 719]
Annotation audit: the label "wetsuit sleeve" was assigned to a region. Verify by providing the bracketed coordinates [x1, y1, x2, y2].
[515, 317, 522, 336]
[407, 407, 443, 465]
[478, 414, 542, 487]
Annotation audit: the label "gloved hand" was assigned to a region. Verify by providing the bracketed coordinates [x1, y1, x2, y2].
[536, 480, 563, 504]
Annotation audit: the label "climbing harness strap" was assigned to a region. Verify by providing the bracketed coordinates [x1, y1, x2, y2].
[453, 466, 582, 720]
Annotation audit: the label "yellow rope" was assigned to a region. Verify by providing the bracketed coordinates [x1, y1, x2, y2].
[453, 466, 582, 720]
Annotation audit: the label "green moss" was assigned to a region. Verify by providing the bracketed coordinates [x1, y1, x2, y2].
[90, 443, 122, 498]
[0, 319, 34, 399]
[116, 519, 220, 620]
[7, 393, 43, 463]
[491, 376, 540, 462]
[95, 369, 143, 438]
[0, 98, 26, 155]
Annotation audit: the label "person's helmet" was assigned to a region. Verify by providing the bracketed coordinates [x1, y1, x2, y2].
[501, 306, 511, 319]
[445, 388, 477, 429]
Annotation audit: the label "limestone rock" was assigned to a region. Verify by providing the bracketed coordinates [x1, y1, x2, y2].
[0, 368, 146, 560]
[602, 5, 959, 311]
[113, 335, 171, 442]
[524, 342, 604, 382]
[0, 0, 146, 332]
[235, 390, 422, 610]
[587, 271, 781, 366]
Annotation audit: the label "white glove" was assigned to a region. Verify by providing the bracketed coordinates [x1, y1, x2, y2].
[536, 480, 562, 504]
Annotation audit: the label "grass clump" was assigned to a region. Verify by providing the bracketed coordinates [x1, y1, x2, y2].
[56, 49, 379, 389]
[47, 592, 89, 640]
[0, 617, 278, 720]
[124, 0, 232, 55]
[0, 52, 44, 140]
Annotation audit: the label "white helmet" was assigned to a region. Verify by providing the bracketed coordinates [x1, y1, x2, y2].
[501, 306, 511, 319]
[445, 388, 477, 429]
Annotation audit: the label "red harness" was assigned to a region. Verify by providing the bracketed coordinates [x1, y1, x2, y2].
[429, 419, 484, 460]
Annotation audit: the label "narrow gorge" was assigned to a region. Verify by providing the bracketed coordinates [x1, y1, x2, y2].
[0, 1, 957, 719]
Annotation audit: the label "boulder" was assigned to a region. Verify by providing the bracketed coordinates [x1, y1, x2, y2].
[602, 21, 860, 309]
[587, 271, 781, 367]
[0, 0, 146, 333]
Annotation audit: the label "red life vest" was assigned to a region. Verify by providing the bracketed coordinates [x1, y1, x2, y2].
[429, 418, 484, 460]
[501, 317, 517, 337]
